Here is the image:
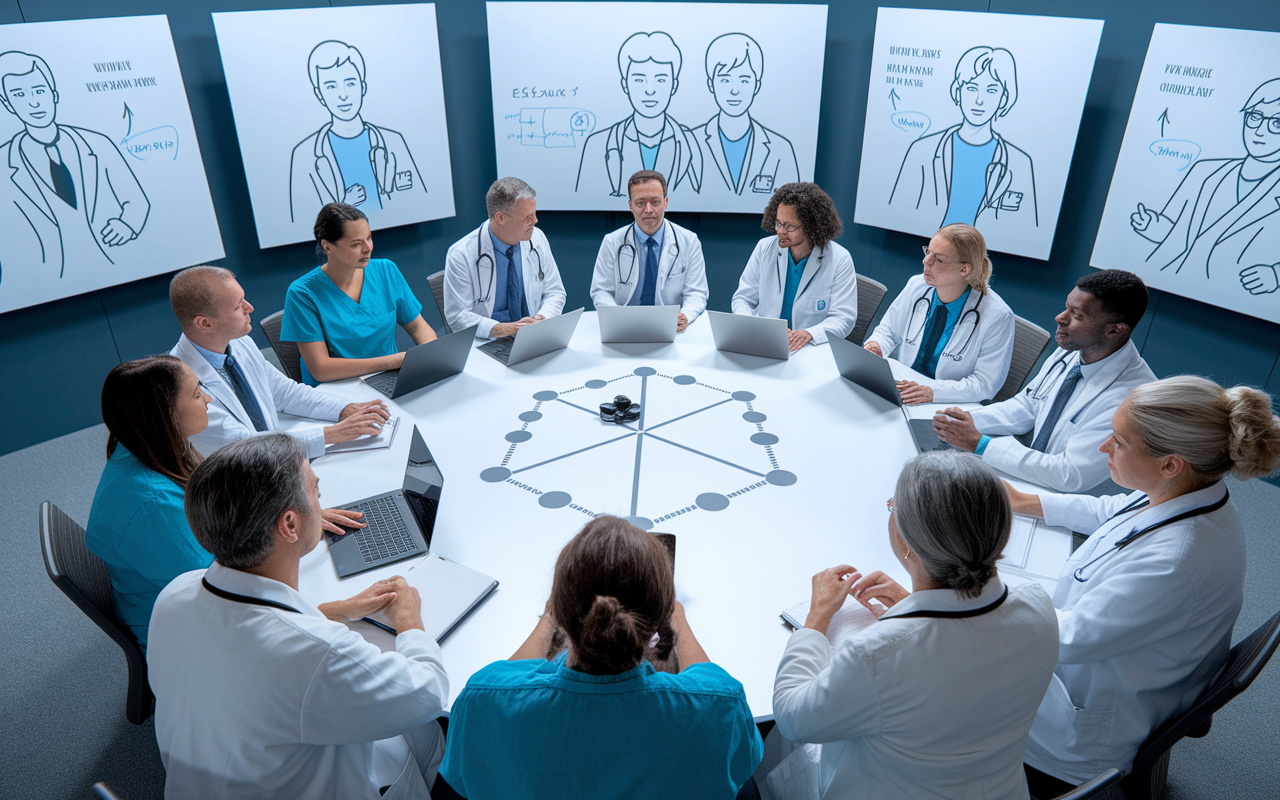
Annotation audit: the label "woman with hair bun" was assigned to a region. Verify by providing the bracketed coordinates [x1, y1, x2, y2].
[438, 515, 762, 799]
[864, 223, 1016, 404]
[1007, 375, 1280, 794]
[770, 450, 1059, 799]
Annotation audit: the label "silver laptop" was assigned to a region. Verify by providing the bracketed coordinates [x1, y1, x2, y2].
[828, 336, 952, 453]
[707, 310, 790, 360]
[361, 325, 478, 399]
[478, 308, 584, 366]
[598, 305, 679, 343]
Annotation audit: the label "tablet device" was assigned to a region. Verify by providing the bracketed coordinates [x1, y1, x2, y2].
[598, 305, 679, 343]
[707, 310, 790, 360]
[361, 324, 478, 399]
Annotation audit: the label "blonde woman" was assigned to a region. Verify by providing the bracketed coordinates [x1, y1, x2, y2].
[1006, 376, 1280, 792]
[864, 223, 1015, 403]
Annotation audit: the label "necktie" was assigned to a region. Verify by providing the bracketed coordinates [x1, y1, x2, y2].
[506, 245, 529, 319]
[46, 142, 76, 210]
[1030, 363, 1084, 453]
[638, 238, 659, 306]
[223, 354, 269, 433]
[911, 304, 949, 378]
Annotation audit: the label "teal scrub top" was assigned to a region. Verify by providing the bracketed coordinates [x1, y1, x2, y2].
[779, 250, 810, 328]
[440, 651, 763, 799]
[84, 446, 213, 651]
[281, 258, 424, 386]
[916, 286, 972, 378]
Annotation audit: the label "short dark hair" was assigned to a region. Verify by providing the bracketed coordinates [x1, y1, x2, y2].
[1075, 270, 1148, 328]
[627, 170, 667, 197]
[314, 202, 367, 261]
[101, 355, 202, 487]
[761, 182, 843, 250]
[185, 433, 311, 570]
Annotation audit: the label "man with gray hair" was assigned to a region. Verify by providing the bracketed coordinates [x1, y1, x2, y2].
[168, 265, 389, 464]
[443, 176, 566, 337]
[148, 433, 449, 799]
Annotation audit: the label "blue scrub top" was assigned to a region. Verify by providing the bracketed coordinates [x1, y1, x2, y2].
[440, 651, 763, 799]
[85, 446, 213, 651]
[327, 129, 382, 210]
[779, 250, 810, 328]
[281, 258, 423, 385]
[942, 132, 998, 227]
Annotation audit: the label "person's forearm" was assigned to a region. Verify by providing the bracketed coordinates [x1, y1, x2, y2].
[306, 353, 402, 382]
[510, 614, 555, 660]
[673, 611, 710, 669]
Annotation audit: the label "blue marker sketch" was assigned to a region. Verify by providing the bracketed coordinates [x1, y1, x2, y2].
[890, 111, 930, 138]
[121, 104, 179, 163]
[1146, 139, 1200, 172]
[511, 107, 596, 148]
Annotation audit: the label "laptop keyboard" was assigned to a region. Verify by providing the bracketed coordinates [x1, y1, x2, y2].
[478, 337, 514, 364]
[364, 370, 399, 397]
[345, 496, 417, 564]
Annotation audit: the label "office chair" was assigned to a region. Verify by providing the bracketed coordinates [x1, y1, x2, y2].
[428, 271, 452, 336]
[259, 310, 304, 383]
[39, 501, 153, 724]
[847, 274, 888, 346]
[1123, 609, 1280, 799]
[992, 315, 1051, 402]
[1050, 769, 1122, 800]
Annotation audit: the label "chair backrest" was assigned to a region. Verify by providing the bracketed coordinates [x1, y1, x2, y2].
[992, 315, 1051, 403]
[39, 501, 153, 724]
[1050, 768, 1121, 800]
[428, 271, 452, 336]
[259, 310, 304, 383]
[847, 274, 888, 346]
[1125, 609, 1280, 800]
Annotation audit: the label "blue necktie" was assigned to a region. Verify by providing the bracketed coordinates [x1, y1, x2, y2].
[1030, 363, 1083, 453]
[638, 238, 659, 306]
[223, 353, 269, 433]
[911, 305, 948, 378]
[506, 245, 528, 319]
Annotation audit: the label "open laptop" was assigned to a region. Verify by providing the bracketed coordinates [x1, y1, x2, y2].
[598, 305, 679, 343]
[478, 308, 584, 366]
[327, 425, 444, 578]
[828, 336, 953, 453]
[707, 310, 790, 360]
[361, 324, 478, 399]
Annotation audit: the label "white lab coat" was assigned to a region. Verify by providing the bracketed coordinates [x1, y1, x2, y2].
[149, 564, 449, 800]
[771, 579, 1058, 799]
[1025, 482, 1243, 783]
[443, 222, 567, 338]
[865, 274, 1015, 402]
[968, 341, 1155, 493]
[730, 236, 858, 345]
[171, 333, 347, 459]
[589, 220, 709, 323]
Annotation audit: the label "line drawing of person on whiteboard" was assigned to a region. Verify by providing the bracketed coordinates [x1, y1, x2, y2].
[1129, 78, 1280, 295]
[289, 40, 426, 224]
[0, 50, 150, 282]
[576, 32, 702, 197]
[691, 33, 798, 197]
[889, 46, 1037, 236]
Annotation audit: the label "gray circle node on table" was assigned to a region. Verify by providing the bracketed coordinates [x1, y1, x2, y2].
[518, 411, 543, 422]
[766, 470, 798, 486]
[696, 492, 731, 511]
[751, 432, 779, 445]
[742, 411, 767, 423]
[634, 366, 657, 377]
[480, 467, 511, 483]
[505, 430, 533, 443]
[673, 375, 696, 385]
[533, 390, 558, 401]
[624, 516, 654, 531]
[539, 491, 572, 509]
[584, 379, 608, 389]
[731, 391, 756, 402]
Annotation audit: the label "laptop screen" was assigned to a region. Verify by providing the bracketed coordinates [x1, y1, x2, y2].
[403, 425, 444, 501]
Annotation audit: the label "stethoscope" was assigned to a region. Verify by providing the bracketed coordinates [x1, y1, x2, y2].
[1071, 490, 1230, 582]
[1027, 350, 1075, 400]
[904, 287, 983, 361]
[774, 244, 826, 295]
[475, 223, 544, 304]
[617, 223, 681, 286]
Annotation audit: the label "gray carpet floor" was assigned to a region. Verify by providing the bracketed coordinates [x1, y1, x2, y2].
[1, 423, 1276, 800]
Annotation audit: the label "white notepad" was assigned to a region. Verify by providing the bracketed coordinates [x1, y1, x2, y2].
[324, 415, 401, 454]
[780, 596, 881, 644]
[370, 553, 498, 642]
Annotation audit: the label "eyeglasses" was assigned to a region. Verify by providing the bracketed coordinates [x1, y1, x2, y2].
[774, 220, 802, 233]
[1244, 110, 1280, 135]
[631, 199, 664, 210]
[921, 246, 964, 266]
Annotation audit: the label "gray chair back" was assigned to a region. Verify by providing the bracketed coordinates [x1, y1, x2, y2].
[1049, 769, 1121, 800]
[39, 501, 153, 724]
[428, 271, 451, 335]
[260, 310, 304, 383]
[992, 315, 1051, 403]
[847, 274, 888, 346]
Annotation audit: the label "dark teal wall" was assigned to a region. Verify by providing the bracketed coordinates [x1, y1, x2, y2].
[3, 0, 1280, 456]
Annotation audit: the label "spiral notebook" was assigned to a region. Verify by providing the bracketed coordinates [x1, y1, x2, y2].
[367, 553, 498, 642]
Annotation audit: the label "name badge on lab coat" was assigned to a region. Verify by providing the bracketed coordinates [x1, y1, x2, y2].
[814, 299, 827, 312]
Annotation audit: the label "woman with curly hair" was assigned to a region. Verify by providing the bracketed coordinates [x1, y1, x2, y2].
[731, 182, 858, 351]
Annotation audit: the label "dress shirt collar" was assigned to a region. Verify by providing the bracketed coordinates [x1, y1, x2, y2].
[489, 229, 520, 264]
[879, 575, 1007, 621]
[201, 562, 325, 620]
[190, 339, 229, 371]
[634, 221, 665, 253]
[929, 285, 971, 319]
[1077, 338, 1130, 382]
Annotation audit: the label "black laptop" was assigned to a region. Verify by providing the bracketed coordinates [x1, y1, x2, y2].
[828, 336, 952, 452]
[361, 325, 478, 399]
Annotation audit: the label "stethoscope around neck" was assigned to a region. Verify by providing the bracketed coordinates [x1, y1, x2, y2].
[617, 222, 681, 286]
[475, 223, 544, 304]
[1071, 489, 1230, 582]
[904, 286, 983, 362]
[774, 244, 825, 295]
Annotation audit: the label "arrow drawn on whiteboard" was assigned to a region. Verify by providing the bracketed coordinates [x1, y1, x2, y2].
[121, 102, 134, 142]
[889, 88, 901, 110]
[1158, 107, 1170, 137]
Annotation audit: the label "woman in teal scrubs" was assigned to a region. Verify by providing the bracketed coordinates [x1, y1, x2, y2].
[282, 202, 437, 385]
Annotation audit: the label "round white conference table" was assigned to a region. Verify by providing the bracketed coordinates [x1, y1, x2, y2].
[297, 311, 1070, 719]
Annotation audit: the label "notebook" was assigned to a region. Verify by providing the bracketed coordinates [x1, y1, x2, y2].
[780, 596, 881, 644]
[367, 553, 499, 642]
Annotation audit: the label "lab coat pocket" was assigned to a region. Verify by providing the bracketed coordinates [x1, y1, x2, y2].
[1039, 675, 1115, 767]
[375, 736, 430, 800]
